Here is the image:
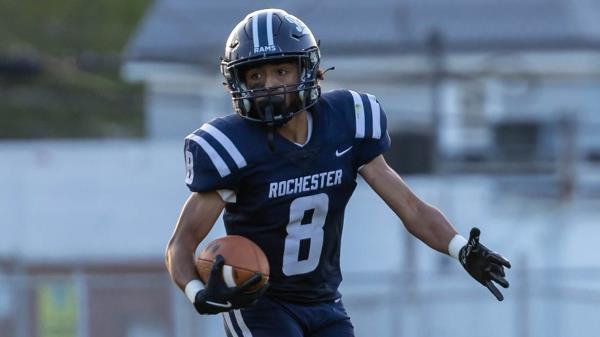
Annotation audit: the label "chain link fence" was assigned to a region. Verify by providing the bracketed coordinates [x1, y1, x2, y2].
[1, 265, 599, 337]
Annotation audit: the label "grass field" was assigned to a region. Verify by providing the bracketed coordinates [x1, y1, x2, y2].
[0, 0, 151, 138]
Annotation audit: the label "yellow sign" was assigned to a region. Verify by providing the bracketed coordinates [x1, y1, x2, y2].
[37, 281, 77, 337]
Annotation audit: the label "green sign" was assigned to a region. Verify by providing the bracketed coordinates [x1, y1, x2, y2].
[37, 281, 77, 337]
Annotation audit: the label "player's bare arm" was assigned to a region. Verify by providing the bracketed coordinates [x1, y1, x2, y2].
[359, 154, 457, 254]
[360, 154, 511, 300]
[165, 191, 225, 291]
[166, 191, 265, 314]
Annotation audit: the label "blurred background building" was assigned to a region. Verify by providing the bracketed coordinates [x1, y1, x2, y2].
[1, 0, 600, 337]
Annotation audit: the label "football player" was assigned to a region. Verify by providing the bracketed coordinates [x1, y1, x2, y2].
[165, 8, 511, 337]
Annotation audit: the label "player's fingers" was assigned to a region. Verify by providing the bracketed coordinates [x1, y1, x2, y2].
[257, 281, 269, 293]
[211, 255, 225, 276]
[237, 273, 263, 292]
[489, 253, 511, 268]
[468, 227, 481, 247]
[246, 280, 269, 298]
[485, 280, 504, 301]
[489, 272, 509, 288]
[489, 263, 505, 277]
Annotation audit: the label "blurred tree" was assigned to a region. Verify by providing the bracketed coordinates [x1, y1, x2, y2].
[0, 0, 150, 138]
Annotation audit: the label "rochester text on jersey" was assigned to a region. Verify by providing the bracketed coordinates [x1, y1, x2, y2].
[268, 169, 343, 199]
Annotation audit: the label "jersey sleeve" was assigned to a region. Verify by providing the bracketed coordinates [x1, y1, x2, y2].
[347, 90, 391, 168]
[183, 122, 248, 193]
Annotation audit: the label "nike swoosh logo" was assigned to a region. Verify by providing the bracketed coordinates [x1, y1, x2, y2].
[335, 146, 352, 157]
[205, 300, 232, 308]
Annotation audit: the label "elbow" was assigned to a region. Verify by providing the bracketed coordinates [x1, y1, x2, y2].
[164, 243, 171, 270]
[402, 200, 432, 236]
[165, 236, 196, 271]
[165, 238, 177, 270]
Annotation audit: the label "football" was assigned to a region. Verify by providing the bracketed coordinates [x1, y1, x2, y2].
[196, 235, 270, 293]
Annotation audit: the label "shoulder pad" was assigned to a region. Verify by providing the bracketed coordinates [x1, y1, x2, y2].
[321, 89, 387, 141]
[346, 90, 385, 140]
[184, 117, 248, 191]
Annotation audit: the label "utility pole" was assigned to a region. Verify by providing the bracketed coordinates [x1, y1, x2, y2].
[427, 29, 445, 174]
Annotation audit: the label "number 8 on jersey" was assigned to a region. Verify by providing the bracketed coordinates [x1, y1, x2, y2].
[283, 193, 329, 276]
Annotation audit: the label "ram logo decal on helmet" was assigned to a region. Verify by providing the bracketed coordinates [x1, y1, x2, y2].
[284, 14, 307, 34]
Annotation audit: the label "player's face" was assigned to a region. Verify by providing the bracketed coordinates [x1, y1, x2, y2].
[242, 60, 302, 121]
[243, 61, 299, 92]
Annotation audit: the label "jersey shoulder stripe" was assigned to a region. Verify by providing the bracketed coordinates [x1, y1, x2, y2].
[200, 123, 247, 169]
[366, 93, 382, 139]
[185, 116, 250, 179]
[348, 90, 383, 140]
[348, 90, 366, 139]
[185, 133, 231, 177]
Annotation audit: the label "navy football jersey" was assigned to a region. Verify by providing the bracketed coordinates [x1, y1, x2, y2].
[184, 89, 390, 302]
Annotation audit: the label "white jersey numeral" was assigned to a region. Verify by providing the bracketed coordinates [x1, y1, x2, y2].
[185, 150, 194, 184]
[282, 193, 329, 276]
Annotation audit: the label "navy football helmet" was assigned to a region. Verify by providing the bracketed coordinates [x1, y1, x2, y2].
[221, 9, 321, 127]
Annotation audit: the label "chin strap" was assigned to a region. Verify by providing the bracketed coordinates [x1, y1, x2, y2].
[267, 128, 276, 152]
[264, 104, 277, 152]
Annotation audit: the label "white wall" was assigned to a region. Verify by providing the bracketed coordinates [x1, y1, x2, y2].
[1, 140, 599, 337]
[0, 140, 187, 261]
[1, 140, 598, 269]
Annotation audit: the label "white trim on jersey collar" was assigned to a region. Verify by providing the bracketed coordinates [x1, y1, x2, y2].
[293, 111, 313, 148]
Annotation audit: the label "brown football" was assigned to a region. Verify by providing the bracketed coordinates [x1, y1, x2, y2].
[196, 235, 269, 293]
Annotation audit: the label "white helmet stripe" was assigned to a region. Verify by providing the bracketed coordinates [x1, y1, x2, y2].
[367, 94, 382, 139]
[252, 15, 260, 49]
[349, 90, 365, 138]
[201, 124, 247, 169]
[266, 10, 274, 46]
[186, 134, 231, 177]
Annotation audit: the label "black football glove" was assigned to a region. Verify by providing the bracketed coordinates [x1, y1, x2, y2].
[193, 255, 269, 315]
[459, 227, 511, 301]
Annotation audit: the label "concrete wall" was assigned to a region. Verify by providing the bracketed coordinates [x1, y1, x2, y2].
[1, 140, 600, 337]
[1, 140, 598, 268]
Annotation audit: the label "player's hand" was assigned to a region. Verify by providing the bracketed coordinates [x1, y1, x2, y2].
[459, 227, 511, 301]
[193, 255, 266, 314]
[233, 279, 269, 308]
